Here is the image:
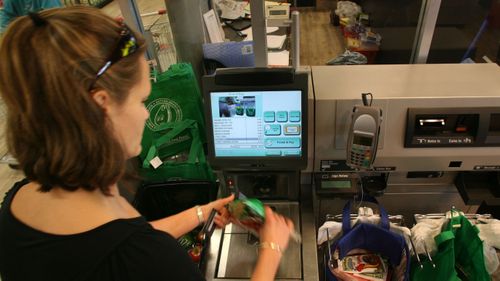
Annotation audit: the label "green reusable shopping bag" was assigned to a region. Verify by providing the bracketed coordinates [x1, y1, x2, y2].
[410, 228, 460, 281]
[142, 63, 206, 158]
[411, 212, 490, 281]
[453, 215, 490, 281]
[140, 119, 215, 184]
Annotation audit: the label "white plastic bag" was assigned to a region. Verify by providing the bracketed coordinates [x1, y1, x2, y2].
[335, 1, 362, 18]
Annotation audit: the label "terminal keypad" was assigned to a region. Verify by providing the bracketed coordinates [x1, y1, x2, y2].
[350, 144, 372, 168]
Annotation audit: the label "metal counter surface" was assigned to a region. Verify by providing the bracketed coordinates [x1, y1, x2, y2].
[204, 200, 319, 280]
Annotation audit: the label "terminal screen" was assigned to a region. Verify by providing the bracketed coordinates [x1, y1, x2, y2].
[353, 135, 373, 146]
[321, 180, 352, 189]
[210, 90, 302, 157]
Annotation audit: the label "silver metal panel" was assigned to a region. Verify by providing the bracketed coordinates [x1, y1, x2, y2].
[286, 67, 314, 174]
[205, 200, 319, 280]
[218, 233, 302, 279]
[312, 64, 500, 99]
[300, 195, 319, 281]
[216, 202, 301, 279]
[291, 11, 300, 70]
[251, 0, 268, 67]
[116, 0, 153, 60]
[143, 30, 159, 67]
[317, 97, 500, 171]
[316, 183, 476, 226]
[164, 0, 208, 80]
[117, 0, 145, 34]
[305, 67, 314, 173]
[410, 0, 427, 63]
[312, 64, 500, 172]
[414, 0, 442, 64]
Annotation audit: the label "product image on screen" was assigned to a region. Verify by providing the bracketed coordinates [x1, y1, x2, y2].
[210, 91, 302, 157]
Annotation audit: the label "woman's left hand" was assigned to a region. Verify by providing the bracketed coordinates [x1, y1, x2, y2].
[202, 194, 235, 228]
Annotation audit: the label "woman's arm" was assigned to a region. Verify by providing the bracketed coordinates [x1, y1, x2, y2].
[251, 207, 294, 281]
[251, 248, 282, 281]
[149, 205, 203, 238]
[149, 194, 234, 238]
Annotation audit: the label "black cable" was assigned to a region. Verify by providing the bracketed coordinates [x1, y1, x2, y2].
[361, 93, 373, 106]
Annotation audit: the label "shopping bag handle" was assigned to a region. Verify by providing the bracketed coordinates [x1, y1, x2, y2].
[338, 197, 411, 281]
[163, 63, 190, 79]
[142, 119, 205, 168]
[342, 195, 390, 234]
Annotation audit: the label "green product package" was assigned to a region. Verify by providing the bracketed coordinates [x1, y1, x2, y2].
[141, 63, 206, 159]
[140, 119, 216, 184]
[228, 198, 266, 234]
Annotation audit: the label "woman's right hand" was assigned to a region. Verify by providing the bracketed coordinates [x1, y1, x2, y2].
[251, 206, 294, 281]
[259, 206, 294, 253]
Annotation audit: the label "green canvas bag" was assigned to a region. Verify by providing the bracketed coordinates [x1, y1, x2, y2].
[410, 226, 460, 281]
[453, 215, 490, 281]
[142, 63, 206, 158]
[411, 212, 490, 281]
[140, 119, 215, 184]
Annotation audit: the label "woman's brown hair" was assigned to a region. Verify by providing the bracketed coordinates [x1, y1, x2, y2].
[0, 6, 146, 193]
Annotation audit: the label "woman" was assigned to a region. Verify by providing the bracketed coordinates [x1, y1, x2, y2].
[0, 6, 293, 281]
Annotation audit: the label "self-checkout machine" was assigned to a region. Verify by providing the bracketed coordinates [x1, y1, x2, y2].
[312, 63, 500, 229]
[201, 67, 318, 280]
[312, 63, 500, 280]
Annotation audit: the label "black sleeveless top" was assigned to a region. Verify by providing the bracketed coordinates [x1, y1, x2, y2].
[0, 179, 205, 281]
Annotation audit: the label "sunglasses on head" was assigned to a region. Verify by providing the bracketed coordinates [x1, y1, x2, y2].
[88, 24, 138, 91]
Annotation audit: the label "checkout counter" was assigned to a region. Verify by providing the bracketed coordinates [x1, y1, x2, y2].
[312, 63, 500, 223]
[199, 63, 500, 280]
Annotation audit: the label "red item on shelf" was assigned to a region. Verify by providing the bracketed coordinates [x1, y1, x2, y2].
[188, 244, 203, 263]
[349, 46, 379, 64]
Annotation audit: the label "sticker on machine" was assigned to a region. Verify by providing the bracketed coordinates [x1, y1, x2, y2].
[373, 166, 396, 171]
[474, 165, 500, 170]
[241, 44, 253, 55]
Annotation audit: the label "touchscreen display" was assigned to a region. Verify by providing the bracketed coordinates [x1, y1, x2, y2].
[210, 91, 302, 157]
[321, 180, 352, 189]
